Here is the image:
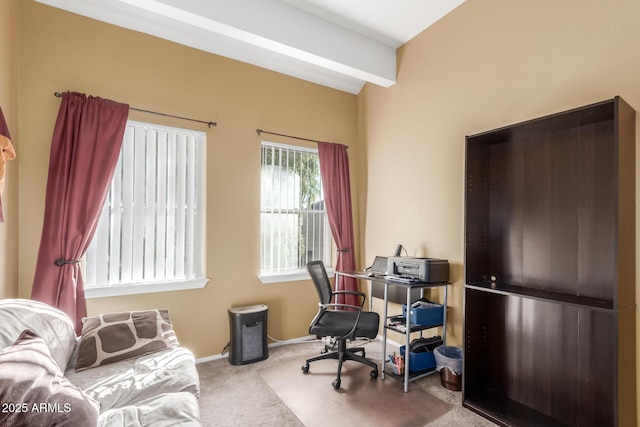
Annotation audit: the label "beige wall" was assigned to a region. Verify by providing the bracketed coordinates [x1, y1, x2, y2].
[16, 1, 359, 358]
[10, 0, 640, 412]
[0, 0, 18, 299]
[357, 0, 640, 414]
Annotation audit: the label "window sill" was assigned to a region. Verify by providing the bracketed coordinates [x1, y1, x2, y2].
[84, 278, 209, 299]
[259, 268, 334, 284]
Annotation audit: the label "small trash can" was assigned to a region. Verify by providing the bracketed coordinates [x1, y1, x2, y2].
[434, 345, 462, 391]
[228, 304, 268, 366]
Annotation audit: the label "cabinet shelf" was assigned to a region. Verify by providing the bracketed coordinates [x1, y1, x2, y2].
[383, 362, 437, 382]
[386, 314, 443, 334]
[465, 281, 613, 311]
[464, 389, 569, 427]
[385, 323, 443, 334]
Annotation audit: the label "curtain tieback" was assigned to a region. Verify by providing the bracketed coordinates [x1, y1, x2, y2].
[55, 259, 80, 267]
[337, 248, 350, 253]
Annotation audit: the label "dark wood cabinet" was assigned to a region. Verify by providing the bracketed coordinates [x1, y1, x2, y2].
[463, 97, 636, 427]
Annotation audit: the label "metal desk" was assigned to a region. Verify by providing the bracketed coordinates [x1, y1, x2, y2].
[335, 271, 449, 392]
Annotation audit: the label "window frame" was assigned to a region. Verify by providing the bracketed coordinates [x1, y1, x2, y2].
[84, 120, 209, 298]
[84, 278, 209, 299]
[258, 140, 334, 284]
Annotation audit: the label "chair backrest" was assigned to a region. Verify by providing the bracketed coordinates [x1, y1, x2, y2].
[306, 261, 333, 305]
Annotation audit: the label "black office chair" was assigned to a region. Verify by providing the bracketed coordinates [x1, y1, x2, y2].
[302, 260, 379, 389]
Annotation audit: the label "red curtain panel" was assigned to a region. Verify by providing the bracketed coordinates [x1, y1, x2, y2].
[317, 141, 358, 308]
[31, 92, 128, 333]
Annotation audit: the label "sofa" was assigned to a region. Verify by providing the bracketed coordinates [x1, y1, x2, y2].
[0, 299, 201, 426]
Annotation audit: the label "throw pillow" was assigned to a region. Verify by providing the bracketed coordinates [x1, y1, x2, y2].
[75, 309, 179, 372]
[0, 330, 100, 427]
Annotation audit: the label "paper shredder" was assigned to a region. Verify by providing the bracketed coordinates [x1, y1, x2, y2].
[228, 304, 268, 365]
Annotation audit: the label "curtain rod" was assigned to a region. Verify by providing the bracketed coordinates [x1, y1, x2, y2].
[256, 129, 348, 148]
[54, 92, 217, 128]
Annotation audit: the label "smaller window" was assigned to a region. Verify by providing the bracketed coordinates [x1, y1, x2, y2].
[260, 141, 332, 282]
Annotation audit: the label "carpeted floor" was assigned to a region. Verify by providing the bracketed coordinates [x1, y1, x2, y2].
[196, 340, 497, 426]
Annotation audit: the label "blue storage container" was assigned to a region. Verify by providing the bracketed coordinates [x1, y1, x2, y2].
[401, 301, 444, 326]
[400, 345, 436, 373]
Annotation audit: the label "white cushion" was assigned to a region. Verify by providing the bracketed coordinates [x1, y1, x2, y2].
[0, 299, 77, 370]
[66, 346, 200, 412]
[97, 392, 201, 427]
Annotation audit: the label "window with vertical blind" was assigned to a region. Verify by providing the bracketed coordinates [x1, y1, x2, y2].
[84, 120, 208, 297]
[259, 141, 332, 283]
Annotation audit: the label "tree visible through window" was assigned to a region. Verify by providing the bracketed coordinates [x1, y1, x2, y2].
[260, 141, 332, 277]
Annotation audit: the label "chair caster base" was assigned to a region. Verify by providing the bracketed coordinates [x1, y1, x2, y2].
[301, 363, 309, 373]
[332, 378, 341, 389]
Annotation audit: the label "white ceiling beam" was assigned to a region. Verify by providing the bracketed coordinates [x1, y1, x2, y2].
[118, 0, 396, 87]
[35, 0, 396, 92]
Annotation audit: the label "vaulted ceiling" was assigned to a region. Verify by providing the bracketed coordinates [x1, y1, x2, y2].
[34, 0, 465, 94]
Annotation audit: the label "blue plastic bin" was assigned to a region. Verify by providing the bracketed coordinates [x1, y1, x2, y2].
[402, 301, 444, 326]
[399, 345, 436, 373]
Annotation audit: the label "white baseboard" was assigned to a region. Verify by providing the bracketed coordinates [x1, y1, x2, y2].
[268, 335, 318, 348]
[377, 334, 401, 348]
[195, 335, 399, 364]
[195, 335, 317, 364]
[195, 353, 228, 364]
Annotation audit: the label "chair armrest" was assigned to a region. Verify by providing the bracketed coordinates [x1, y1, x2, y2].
[333, 290, 366, 298]
[319, 303, 363, 311]
[331, 290, 366, 308]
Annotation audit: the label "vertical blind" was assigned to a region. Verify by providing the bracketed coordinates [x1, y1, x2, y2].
[86, 121, 206, 287]
[260, 141, 331, 274]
